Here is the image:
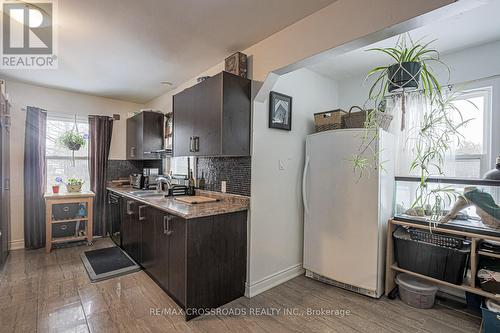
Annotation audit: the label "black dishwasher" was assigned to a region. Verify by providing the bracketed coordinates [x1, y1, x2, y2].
[107, 191, 123, 246]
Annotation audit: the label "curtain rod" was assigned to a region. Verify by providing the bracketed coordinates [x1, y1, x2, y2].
[20, 108, 118, 120]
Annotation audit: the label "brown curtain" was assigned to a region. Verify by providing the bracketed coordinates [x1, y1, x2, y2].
[88, 115, 113, 236]
[24, 107, 47, 249]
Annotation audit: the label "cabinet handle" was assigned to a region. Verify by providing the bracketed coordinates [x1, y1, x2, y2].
[163, 215, 173, 235]
[126, 201, 134, 215]
[138, 205, 148, 221]
[194, 136, 199, 152]
[189, 136, 200, 152]
[189, 137, 194, 152]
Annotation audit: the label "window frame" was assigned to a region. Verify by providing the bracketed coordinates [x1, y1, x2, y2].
[453, 87, 492, 177]
[45, 113, 90, 191]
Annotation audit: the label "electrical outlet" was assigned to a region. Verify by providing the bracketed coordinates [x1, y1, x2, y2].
[279, 159, 285, 170]
[221, 181, 227, 193]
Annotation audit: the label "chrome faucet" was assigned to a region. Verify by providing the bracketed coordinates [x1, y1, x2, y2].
[156, 174, 172, 193]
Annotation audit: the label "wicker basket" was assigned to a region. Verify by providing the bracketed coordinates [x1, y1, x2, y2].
[313, 109, 346, 133]
[342, 106, 366, 128]
[342, 106, 394, 131]
[373, 110, 394, 131]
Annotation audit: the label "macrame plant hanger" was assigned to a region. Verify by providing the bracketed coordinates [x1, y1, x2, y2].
[71, 114, 78, 167]
[387, 61, 421, 131]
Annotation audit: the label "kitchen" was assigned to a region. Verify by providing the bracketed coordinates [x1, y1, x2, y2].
[1, 1, 499, 332]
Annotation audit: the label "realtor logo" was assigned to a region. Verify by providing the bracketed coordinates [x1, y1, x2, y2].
[1, 0, 58, 68]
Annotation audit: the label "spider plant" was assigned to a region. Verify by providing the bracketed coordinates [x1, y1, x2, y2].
[366, 35, 447, 103]
[405, 91, 474, 223]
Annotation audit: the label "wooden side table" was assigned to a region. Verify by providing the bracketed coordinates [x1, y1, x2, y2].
[44, 191, 95, 253]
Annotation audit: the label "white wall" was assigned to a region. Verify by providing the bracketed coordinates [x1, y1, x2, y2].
[246, 68, 338, 296]
[334, 40, 500, 167]
[7, 80, 143, 249]
[146, 0, 455, 111]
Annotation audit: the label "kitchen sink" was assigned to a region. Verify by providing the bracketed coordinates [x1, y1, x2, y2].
[129, 190, 166, 198]
[137, 193, 166, 198]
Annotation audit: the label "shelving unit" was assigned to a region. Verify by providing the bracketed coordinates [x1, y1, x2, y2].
[44, 191, 94, 253]
[386, 218, 500, 300]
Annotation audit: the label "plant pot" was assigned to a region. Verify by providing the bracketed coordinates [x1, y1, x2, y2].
[52, 185, 60, 194]
[387, 61, 421, 92]
[66, 184, 82, 193]
[67, 143, 81, 151]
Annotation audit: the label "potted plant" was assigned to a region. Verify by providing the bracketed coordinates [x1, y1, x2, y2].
[366, 35, 446, 102]
[60, 177, 84, 193]
[352, 35, 474, 227]
[52, 176, 63, 193]
[58, 131, 87, 151]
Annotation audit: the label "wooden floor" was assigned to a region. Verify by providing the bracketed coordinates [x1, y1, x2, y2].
[0, 238, 481, 333]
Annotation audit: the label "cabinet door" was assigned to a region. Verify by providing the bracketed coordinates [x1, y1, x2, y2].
[140, 205, 155, 270]
[126, 115, 142, 160]
[168, 215, 186, 306]
[121, 199, 135, 253]
[142, 112, 164, 160]
[122, 199, 141, 263]
[153, 210, 170, 290]
[172, 89, 194, 157]
[191, 77, 222, 156]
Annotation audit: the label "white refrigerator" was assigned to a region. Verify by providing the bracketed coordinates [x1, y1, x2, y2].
[302, 128, 394, 298]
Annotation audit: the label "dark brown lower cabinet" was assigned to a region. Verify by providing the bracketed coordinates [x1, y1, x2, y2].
[121, 199, 142, 262]
[117, 194, 247, 321]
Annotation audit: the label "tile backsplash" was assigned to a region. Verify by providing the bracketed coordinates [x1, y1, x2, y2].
[196, 157, 251, 196]
[106, 159, 162, 180]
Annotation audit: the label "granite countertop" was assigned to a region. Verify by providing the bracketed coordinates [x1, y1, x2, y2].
[107, 186, 249, 219]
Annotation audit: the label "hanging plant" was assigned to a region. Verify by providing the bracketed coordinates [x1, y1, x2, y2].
[58, 130, 87, 151]
[351, 34, 476, 228]
[366, 35, 447, 102]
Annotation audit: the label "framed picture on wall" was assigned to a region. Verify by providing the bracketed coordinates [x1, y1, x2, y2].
[269, 91, 292, 130]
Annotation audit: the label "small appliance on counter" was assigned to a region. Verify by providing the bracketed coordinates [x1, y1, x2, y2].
[130, 173, 146, 189]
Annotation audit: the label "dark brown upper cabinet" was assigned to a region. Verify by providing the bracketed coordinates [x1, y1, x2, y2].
[173, 71, 251, 157]
[126, 111, 164, 160]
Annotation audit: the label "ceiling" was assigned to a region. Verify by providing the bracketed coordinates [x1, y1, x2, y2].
[307, 1, 500, 80]
[0, 0, 336, 103]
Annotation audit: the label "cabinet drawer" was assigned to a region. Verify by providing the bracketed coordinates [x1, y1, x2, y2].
[52, 203, 82, 220]
[52, 220, 87, 239]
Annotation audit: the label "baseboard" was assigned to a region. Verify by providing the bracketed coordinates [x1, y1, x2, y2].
[245, 263, 304, 298]
[10, 239, 24, 250]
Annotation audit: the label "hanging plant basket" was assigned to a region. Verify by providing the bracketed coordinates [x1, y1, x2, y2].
[58, 130, 86, 151]
[67, 142, 81, 151]
[387, 61, 421, 92]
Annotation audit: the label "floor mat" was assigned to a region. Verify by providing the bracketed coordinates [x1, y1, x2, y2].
[80, 246, 141, 282]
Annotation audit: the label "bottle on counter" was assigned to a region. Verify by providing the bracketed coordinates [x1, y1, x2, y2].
[198, 171, 206, 190]
[188, 169, 195, 195]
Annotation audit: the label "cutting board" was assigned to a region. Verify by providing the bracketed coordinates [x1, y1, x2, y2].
[175, 196, 219, 204]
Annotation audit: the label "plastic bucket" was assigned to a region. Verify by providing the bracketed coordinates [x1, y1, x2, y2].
[396, 273, 438, 309]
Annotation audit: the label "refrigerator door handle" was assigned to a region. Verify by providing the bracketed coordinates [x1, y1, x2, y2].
[302, 155, 310, 214]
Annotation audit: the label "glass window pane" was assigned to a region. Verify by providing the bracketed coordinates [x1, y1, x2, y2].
[46, 118, 89, 157]
[454, 159, 481, 178]
[452, 96, 484, 155]
[45, 114, 90, 192]
[46, 158, 90, 191]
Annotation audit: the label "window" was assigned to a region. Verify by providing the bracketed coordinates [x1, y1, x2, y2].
[451, 88, 492, 178]
[46, 114, 90, 191]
